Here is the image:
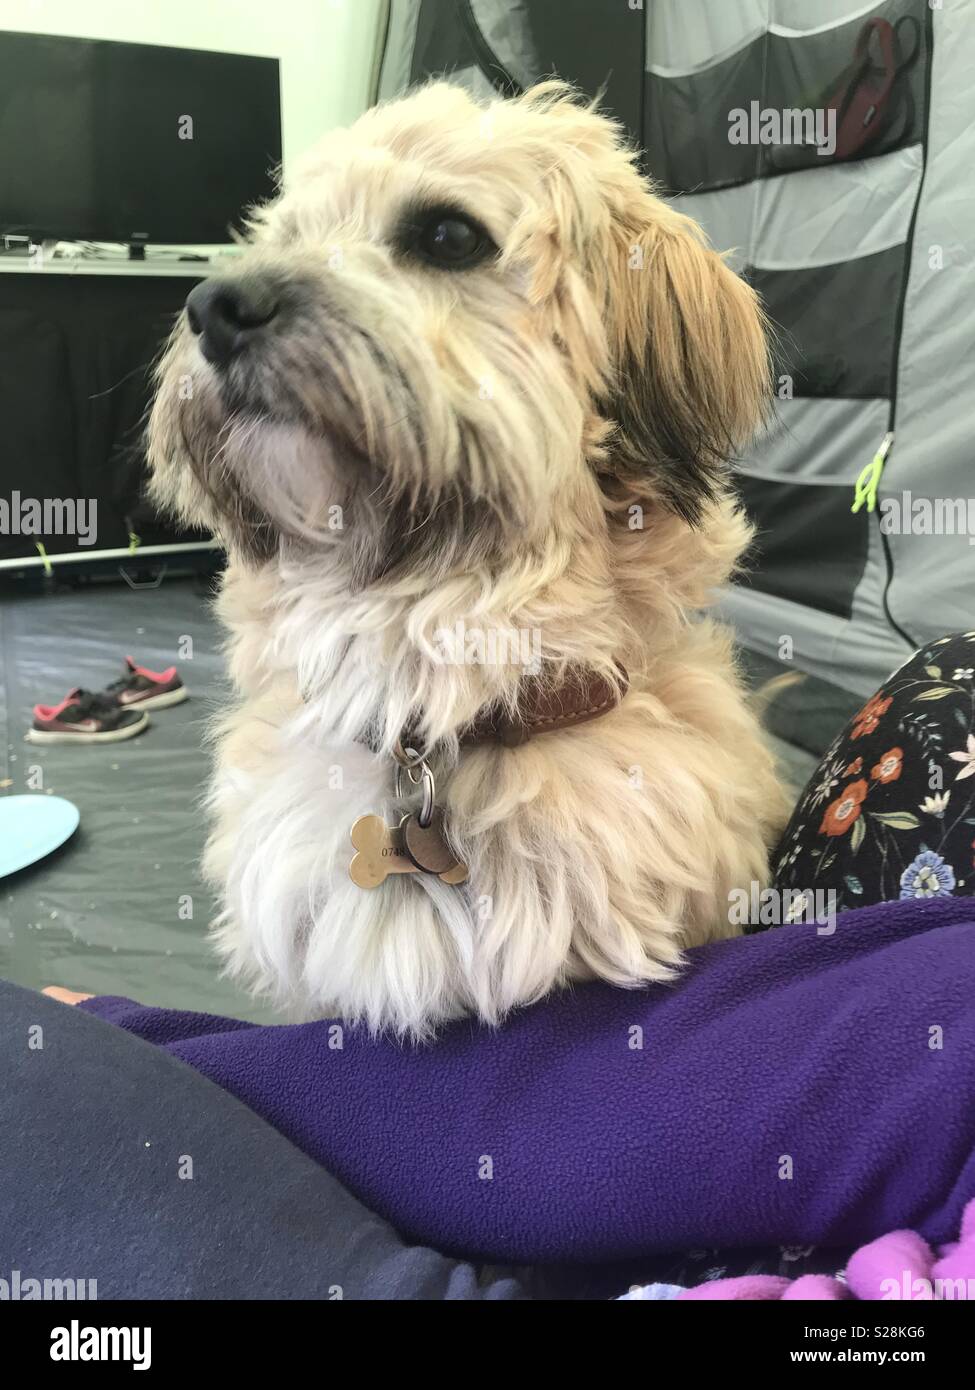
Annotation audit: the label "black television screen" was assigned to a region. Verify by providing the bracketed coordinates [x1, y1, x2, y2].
[0, 30, 282, 244]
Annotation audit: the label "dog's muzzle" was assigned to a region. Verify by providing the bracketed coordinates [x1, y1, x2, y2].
[185, 275, 280, 368]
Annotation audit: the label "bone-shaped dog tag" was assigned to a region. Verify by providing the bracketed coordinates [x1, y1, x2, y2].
[349, 813, 469, 889]
[349, 814, 418, 889]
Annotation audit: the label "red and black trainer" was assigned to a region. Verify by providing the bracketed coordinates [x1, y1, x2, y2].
[27, 689, 150, 744]
[102, 657, 188, 711]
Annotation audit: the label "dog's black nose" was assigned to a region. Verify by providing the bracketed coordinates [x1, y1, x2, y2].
[185, 276, 279, 367]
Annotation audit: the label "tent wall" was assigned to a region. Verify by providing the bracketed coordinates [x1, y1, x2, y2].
[377, 1, 973, 695]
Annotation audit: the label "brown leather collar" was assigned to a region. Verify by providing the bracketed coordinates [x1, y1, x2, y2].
[376, 663, 627, 754]
[457, 663, 628, 747]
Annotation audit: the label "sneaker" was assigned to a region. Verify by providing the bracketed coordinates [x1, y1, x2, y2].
[102, 656, 188, 711]
[27, 689, 150, 744]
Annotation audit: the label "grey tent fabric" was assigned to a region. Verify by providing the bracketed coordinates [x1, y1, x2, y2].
[378, 0, 542, 102]
[880, 0, 975, 648]
[378, 0, 972, 696]
[657, 0, 971, 696]
[378, 0, 645, 130]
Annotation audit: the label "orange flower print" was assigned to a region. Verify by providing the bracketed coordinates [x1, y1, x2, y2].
[871, 747, 903, 784]
[820, 779, 869, 836]
[845, 757, 863, 776]
[850, 695, 891, 740]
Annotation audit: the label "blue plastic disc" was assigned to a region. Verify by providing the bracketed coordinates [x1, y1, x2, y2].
[0, 795, 81, 878]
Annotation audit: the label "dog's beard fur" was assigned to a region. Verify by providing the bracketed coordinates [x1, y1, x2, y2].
[148, 81, 789, 1037]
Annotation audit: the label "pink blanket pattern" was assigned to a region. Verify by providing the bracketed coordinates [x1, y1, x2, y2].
[680, 1200, 975, 1300]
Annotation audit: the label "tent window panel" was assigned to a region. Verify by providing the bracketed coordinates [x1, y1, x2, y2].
[763, 0, 928, 176]
[517, 0, 646, 136]
[734, 476, 871, 619]
[403, 1, 645, 133]
[644, 0, 929, 195]
[669, 185, 754, 273]
[750, 143, 922, 271]
[772, 1, 883, 34]
[648, 0, 767, 79]
[409, 2, 481, 87]
[749, 243, 905, 400]
[742, 397, 892, 484]
[644, 41, 766, 195]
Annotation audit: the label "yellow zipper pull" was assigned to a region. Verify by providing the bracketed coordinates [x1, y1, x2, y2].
[851, 431, 894, 514]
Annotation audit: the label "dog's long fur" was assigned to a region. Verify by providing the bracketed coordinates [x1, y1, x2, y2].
[148, 82, 789, 1037]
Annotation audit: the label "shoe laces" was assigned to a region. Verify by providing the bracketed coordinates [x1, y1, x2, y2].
[103, 672, 137, 695]
[69, 688, 117, 718]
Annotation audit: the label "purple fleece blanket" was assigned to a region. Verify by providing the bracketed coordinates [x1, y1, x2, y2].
[80, 896, 975, 1266]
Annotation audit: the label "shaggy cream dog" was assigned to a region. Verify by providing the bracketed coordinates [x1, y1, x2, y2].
[149, 81, 789, 1037]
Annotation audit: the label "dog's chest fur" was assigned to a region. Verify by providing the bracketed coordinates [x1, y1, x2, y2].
[204, 555, 787, 1037]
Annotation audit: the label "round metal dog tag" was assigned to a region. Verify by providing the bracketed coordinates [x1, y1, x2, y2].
[401, 809, 458, 874]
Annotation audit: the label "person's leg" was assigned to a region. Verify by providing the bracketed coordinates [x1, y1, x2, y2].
[772, 631, 975, 910]
[0, 981, 528, 1300]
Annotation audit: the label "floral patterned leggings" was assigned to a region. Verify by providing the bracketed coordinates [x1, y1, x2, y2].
[773, 631, 975, 910]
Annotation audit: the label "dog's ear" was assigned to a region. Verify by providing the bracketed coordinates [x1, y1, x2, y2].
[506, 85, 769, 524]
[602, 204, 771, 526]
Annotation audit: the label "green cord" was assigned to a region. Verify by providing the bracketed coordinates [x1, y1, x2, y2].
[852, 432, 895, 515]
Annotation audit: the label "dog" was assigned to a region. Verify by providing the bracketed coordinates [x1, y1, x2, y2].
[148, 81, 790, 1038]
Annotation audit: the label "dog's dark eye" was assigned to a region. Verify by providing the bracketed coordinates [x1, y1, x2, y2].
[410, 213, 496, 270]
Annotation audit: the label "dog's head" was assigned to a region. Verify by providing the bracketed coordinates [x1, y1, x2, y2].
[149, 81, 769, 583]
